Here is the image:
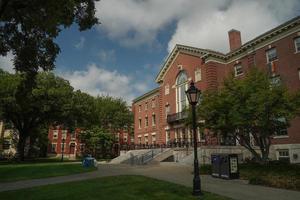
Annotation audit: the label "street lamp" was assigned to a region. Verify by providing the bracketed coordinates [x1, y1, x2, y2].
[61, 138, 65, 162]
[185, 81, 202, 196]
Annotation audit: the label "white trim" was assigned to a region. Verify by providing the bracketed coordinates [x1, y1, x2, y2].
[273, 135, 289, 139]
[144, 133, 148, 137]
[151, 132, 156, 136]
[138, 135, 142, 138]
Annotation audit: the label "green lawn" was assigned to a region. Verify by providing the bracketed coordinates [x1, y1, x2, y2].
[200, 163, 300, 190]
[0, 175, 232, 200]
[0, 162, 96, 182]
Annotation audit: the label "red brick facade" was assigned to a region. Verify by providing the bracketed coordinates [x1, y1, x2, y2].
[47, 127, 84, 158]
[133, 16, 300, 151]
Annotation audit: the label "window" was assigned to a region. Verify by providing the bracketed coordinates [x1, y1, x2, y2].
[234, 65, 243, 76]
[61, 143, 66, 152]
[165, 84, 169, 95]
[62, 130, 67, 139]
[195, 68, 202, 82]
[294, 37, 300, 52]
[152, 135, 156, 144]
[53, 130, 58, 139]
[278, 149, 290, 162]
[298, 69, 300, 80]
[138, 136, 142, 144]
[275, 117, 288, 136]
[176, 71, 188, 112]
[138, 105, 141, 112]
[166, 131, 170, 143]
[152, 114, 156, 126]
[145, 102, 148, 110]
[138, 118, 142, 129]
[3, 140, 10, 150]
[145, 116, 148, 127]
[266, 48, 278, 63]
[51, 143, 57, 153]
[145, 136, 148, 144]
[151, 99, 155, 108]
[165, 105, 170, 119]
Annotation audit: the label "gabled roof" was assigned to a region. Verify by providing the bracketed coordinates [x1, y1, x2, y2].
[132, 87, 159, 103]
[155, 16, 300, 83]
[155, 44, 225, 83]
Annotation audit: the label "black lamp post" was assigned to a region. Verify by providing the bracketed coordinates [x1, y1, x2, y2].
[185, 81, 202, 196]
[61, 138, 65, 162]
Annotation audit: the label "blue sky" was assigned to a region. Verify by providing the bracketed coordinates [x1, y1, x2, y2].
[1, 0, 300, 104]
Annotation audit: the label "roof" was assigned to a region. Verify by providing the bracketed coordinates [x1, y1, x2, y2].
[132, 87, 160, 104]
[155, 16, 300, 83]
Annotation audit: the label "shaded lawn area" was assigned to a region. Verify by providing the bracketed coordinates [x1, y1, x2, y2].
[0, 162, 96, 182]
[0, 175, 232, 200]
[200, 163, 300, 191]
[239, 163, 300, 190]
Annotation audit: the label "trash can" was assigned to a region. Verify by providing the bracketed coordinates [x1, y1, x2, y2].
[82, 156, 95, 167]
[211, 153, 239, 179]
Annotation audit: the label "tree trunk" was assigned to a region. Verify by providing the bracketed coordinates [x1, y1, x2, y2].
[17, 134, 27, 161]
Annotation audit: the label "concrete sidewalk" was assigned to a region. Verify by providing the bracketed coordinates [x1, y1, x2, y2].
[0, 163, 299, 200]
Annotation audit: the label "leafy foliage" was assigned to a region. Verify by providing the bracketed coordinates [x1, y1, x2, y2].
[0, 0, 99, 74]
[79, 126, 116, 158]
[198, 68, 300, 163]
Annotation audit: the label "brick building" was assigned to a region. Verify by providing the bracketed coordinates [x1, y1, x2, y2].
[48, 127, 84, 158]
[132, 16, 300, 163]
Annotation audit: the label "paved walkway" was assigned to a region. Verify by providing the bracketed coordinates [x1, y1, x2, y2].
[1, 163, 300, 200]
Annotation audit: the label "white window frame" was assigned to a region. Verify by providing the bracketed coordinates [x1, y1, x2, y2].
[53, 130, 58, 139]
[266, 48, 278, 63]
[294, 37, 300, 53]
[145, 116, 148, 127]
[145, 102, 148, 110]
[152, 114, 156, 126]
[176, 71, 188, 113]
[151, 99, 155, 108]
[195, 68, 202, 82]
[165, 105, 170, 119]
[165, 84, 170, 95]
[51, 143, 57, 152]
[138, 105, 141, 112]
[234, 65, 243, 77]
[138, 118, 142, 129]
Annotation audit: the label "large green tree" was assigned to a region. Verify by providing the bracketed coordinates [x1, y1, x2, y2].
[95, 96, 133, 133]
[0, 0, 99, 74]
[79, 126, 116, 158]
[199, 68, 300, 164]
[0, 71, 74, 160]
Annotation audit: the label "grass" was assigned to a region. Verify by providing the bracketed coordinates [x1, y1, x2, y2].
[0, 162, 96, 182]
[0, 175, 232, 200]
[200, 163, 300, 190]
[239, 163, 300, 190]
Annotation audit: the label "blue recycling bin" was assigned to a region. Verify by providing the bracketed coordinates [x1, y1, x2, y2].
[82, 157, 94, 167]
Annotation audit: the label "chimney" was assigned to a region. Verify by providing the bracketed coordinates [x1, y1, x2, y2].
[228, 29, 242, 52]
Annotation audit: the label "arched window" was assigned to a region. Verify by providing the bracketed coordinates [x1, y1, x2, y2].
[176, 71, 188, 112]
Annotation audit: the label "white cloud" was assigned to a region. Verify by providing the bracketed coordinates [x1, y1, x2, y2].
[59, 64, 151, 104]
[96, 0, 300, 52]
[74, 37, 86, 49]
[0, 52, 15, 73]
[98, 49, 116, 62]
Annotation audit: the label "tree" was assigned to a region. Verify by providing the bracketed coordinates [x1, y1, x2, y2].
[0, 0, 99, 75]
[94, 96, 133, 133]
[198, 68, 300, 164]
[0, 71, 74, 160]
[79, 126, 116, 158]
